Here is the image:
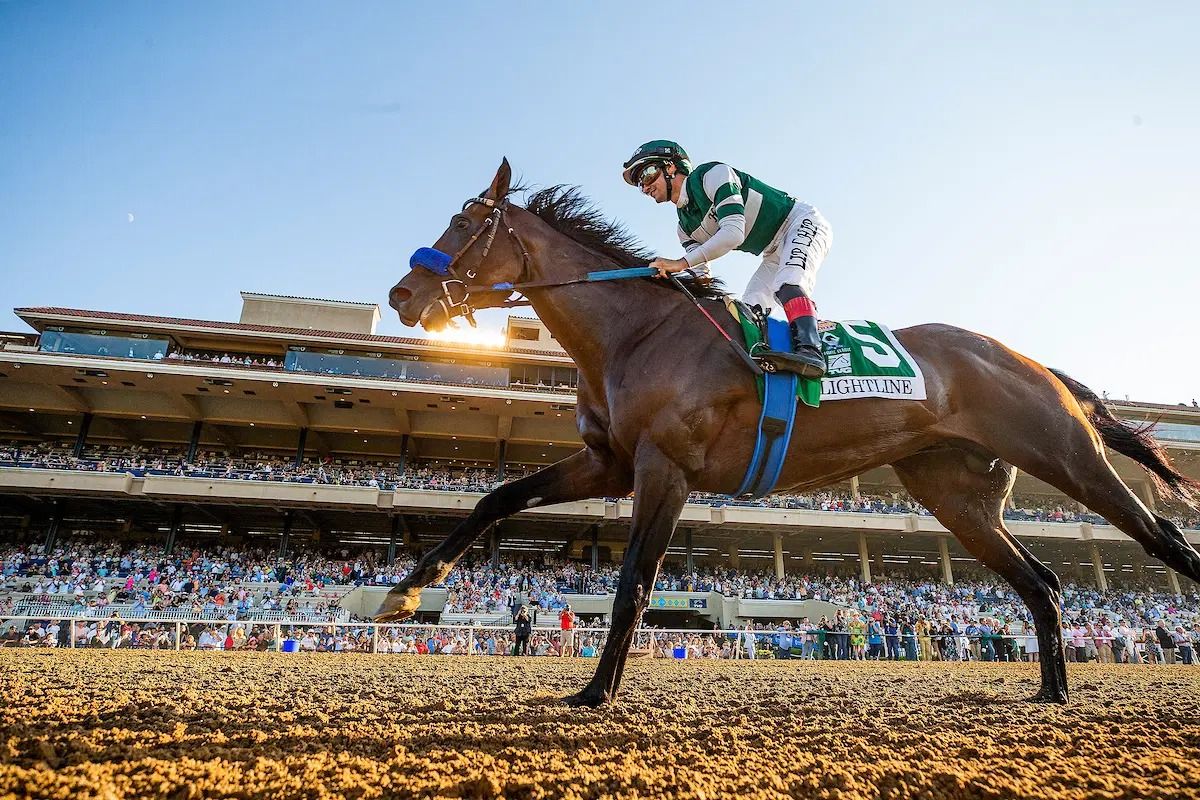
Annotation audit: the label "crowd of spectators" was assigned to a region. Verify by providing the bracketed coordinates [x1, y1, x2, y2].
[165, 351, 283, 369]
[6, 440, 1198, 531]
[0, 540, 369, 622]
[2, 532, 1198, 668]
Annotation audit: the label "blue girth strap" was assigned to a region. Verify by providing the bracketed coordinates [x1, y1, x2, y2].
[735, 317, 799, 499]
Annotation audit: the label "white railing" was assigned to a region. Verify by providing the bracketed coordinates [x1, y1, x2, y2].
[0, 616, 1067, 664]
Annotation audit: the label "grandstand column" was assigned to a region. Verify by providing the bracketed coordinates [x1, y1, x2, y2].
[874, 549, 886, 580]
[1167, 568, 1182, 595]
[686, 529, 695, 573]
[490, 527, 501, 568]
[497, 439, 508, 480]
[387, 516, 400, 565]
[591, 524, 599, 572]
[850, 476, 860, 501]
[1134, 482, 1157, 512]
[398, 434, 410, 474]
[186, 420, 202, 463]
[773, 532, 784, 580]
[857, 533, 872, 583]
[728, 547, 739, 569]
[294, 427, 308, 469]
[938, 537, 954, 585]
[43, 501, 62, 552]
[164, 506, 183, 555]
[279, 510, 293, 556]
[803, 547, 813, 570]
[1089, 541, 1108, 591]
[72, 412, 93, 458]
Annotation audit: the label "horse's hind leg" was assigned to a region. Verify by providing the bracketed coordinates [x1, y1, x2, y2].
[892, 447, 1070, 703]
[375, 447, 630, 622]
[978, 400, 1200, 586]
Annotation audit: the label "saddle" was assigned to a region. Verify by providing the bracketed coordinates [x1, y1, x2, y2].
[726, 299, 804, 500]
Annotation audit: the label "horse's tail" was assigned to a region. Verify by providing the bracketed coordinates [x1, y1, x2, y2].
[1048, 367, 1200, 511]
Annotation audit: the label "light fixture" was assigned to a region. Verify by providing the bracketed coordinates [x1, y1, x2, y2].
[249, 422, 255, 427]
[146, 373, 154, 379]
[505, 399, 511, 405]
[353, 429, 358, 433]
[67, 421, 73, 425]
[223, 389, 229, 394]
[101, 381, 108, 385]
[140, 415, 146, 419]
[391, 391, 397, 397]
[27, 408, 34, 412]
[272, 381, 279, 388]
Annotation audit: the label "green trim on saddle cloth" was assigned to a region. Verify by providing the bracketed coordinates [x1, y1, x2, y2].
[730, 302, 823, 409]
[725, 301, 927, 408]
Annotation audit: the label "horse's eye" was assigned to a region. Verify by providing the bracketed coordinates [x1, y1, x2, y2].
[454, 218, 470, 230]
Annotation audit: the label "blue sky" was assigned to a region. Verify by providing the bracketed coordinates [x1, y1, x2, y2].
[2, 2, 1197, 404]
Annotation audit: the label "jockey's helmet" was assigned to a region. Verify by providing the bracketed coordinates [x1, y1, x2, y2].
[622, 140, 691, 187]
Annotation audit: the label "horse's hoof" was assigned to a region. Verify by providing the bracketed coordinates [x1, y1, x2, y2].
[563, 689, 609, 709]
[373, 591, 420, 624]
[1029, 688, 1069, 704]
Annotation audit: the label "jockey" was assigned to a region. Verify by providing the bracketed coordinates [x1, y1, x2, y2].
[622, 140, 832, 378]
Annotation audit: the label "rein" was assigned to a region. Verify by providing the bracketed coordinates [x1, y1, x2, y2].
[409, 195, 666, 325]
[407, 194, 762, 375]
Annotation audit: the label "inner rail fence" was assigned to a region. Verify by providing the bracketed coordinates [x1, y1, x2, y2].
[0, 615, 1069, 662]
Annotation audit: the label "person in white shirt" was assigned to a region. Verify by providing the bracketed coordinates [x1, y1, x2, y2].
[1023, 625, 1039, 662]
[741, 624, 757, 660]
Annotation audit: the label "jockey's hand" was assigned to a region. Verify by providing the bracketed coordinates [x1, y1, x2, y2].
[650, 257, 691, 279]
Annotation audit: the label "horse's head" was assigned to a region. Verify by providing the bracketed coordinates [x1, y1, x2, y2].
[389, 158, 530, 331]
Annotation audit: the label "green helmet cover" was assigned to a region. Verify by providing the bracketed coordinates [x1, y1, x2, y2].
[622, 139, 691, 185]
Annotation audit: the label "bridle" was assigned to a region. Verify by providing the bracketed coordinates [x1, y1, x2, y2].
[404, 191, 763, 374]
[407, 196, 534, 327]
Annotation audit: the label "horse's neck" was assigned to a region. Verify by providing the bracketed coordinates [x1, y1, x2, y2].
[519, 233, 662, 375]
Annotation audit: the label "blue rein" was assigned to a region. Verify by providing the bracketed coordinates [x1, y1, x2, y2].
[409, 246, 657, 289]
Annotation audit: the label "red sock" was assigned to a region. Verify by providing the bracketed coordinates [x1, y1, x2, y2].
[782, 296, 817, 322]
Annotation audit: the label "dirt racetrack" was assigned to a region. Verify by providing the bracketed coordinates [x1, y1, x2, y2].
[1, 651, 1198, 800]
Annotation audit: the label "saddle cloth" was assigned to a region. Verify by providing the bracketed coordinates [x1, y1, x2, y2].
[725, 298, 927, 408]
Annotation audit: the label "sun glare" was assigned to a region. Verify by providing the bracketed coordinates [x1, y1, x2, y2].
[426, 326, 507, 348]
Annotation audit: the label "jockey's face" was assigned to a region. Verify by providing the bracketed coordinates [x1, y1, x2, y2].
[641, 163, 682, 204]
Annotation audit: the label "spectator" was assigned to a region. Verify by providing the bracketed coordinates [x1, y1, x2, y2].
[513, 606, 532, 656]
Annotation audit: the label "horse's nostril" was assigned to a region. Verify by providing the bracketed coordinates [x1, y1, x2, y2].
[389, 286, 412, 308]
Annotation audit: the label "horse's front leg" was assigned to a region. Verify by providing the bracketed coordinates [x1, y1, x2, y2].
[375, 447, 629, 622]
[565, 445, 688, 707]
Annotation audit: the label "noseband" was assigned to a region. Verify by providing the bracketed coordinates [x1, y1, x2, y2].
[408, 196, 532, 327]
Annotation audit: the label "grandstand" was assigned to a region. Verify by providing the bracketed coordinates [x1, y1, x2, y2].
[1, 291, 1198, 628]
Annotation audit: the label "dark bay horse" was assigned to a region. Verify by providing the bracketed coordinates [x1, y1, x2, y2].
[380, 159, 1200, 707]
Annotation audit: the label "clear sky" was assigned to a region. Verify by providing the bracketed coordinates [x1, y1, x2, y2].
[2, 2, 1197, 404]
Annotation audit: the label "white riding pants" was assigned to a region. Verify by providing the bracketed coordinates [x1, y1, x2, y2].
[742, 205, 832, 318]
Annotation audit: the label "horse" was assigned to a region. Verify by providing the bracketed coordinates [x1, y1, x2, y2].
[379, 158, 1200, 707]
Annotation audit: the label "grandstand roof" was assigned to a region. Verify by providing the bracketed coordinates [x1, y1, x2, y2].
[13, 307, 569, 361]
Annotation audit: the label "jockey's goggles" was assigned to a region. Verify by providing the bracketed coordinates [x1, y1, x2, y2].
[633, 161, 666, 188]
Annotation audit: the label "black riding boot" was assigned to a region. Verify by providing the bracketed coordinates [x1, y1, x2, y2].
[761, 316, 826, 378]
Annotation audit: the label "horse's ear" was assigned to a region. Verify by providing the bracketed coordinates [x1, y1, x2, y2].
[486, 157, 512, 201]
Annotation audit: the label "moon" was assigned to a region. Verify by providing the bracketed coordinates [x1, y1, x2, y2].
[127, 213, 135, 223]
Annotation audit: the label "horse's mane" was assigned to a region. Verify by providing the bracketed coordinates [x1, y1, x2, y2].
[521, 185, 726, 301]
